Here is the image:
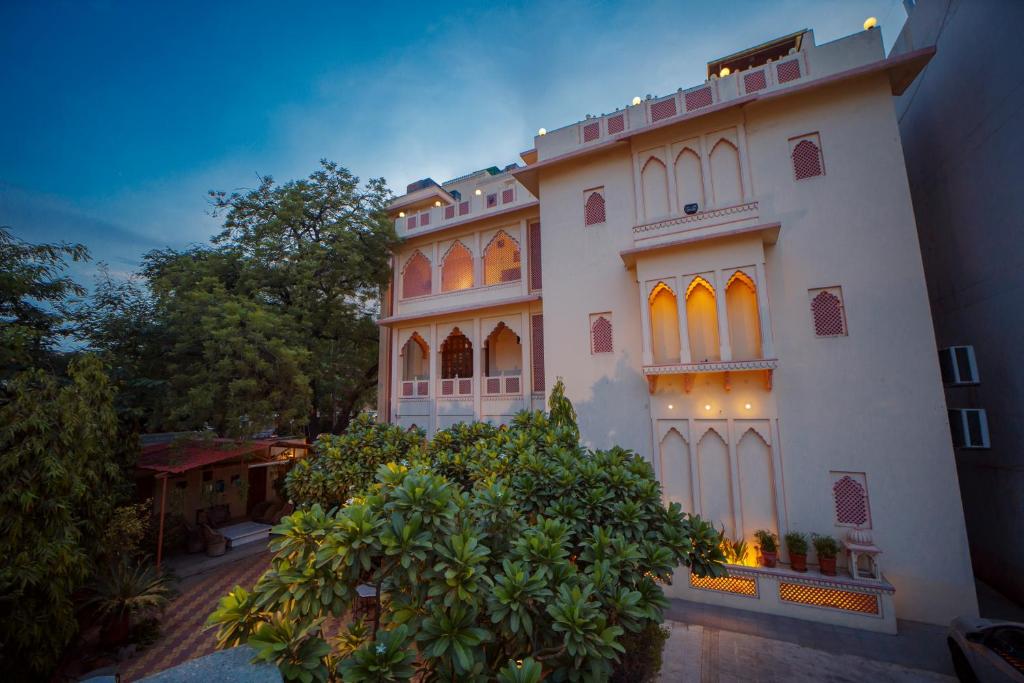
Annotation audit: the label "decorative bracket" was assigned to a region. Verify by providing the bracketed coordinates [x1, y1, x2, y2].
[683, 374, 695, 393]
[763, 369, 773, 391]
[723, 371, 732, 392]
[647, 376, 657, 394]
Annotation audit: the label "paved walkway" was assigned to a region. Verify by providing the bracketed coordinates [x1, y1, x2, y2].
[121, 550, 272, 681]
[663, 598, 954, 681]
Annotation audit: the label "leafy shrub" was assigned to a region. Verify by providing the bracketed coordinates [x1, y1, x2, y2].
[811, 533, 840, 559]
[754, 529, 778, 553]
[610, 621, 670, 682]
[209, 381, 725, 680]
[784, 532, 808, 556]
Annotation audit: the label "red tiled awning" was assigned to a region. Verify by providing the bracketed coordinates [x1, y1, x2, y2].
[137, 439, 276, 474]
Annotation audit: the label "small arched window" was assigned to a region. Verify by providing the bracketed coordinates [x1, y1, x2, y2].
[591, 314, 613, 354]
[401, 250, 431, 298]
[725, 271, 762, 360]
[584, 190, 606, 226]
[810, 288, 846, 336]
[401, 333, 429, 381]
[441, 241, 473, 292]
[791, 135, 824, 180]
[483, 230, 521, 285]
[686, 277, 721, 362]
[649, 282, 680, 364]
[832, 475, 870, 527]
[440, 328, 473, 379]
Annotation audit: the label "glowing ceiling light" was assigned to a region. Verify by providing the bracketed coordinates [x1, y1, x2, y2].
[704, 403, 712, 411]
[474, 189, 482, 196]
[744, 403, 752, 410]
[863, 16, 877, 30]
[719, 67, 731, 77]
[538, 127, 547, 135]
[632, 96, 642, 106]
[398, 211, 405, 218]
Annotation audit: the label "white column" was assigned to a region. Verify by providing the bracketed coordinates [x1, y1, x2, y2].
[664, 144, 678, 217]
[518, 219, 528, 293]
[677, 275, 692, 364]
[699, 135, 714, 209]
[474, 232, 483, 288]
[714, 270, 732, 362]
[519, 310, 531, 404]
[726, 419, 743, 539]
[755, 262, 774, 358]
[639, 281, 654, 366]
[429, 323, 438, 433]
[473, 317, 482, 421]
[736, 124, 754, 202]
[390, 328, 401, 422]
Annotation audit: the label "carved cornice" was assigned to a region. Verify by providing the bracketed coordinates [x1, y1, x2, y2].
[633, 201, 759, 235]
[643, 358, 778, 375]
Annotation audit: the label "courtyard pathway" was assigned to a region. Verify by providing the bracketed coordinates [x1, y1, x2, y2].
[120, 550, 271, 681]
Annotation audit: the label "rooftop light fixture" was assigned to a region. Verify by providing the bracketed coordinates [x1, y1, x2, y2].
[538, 127, 547, 135]
[632, 96, 642, 106]
[719, 67, 731, 77]
[475, 189, 482, 196]
[863, 16, 878, 30]
[398, 211, 405, 218]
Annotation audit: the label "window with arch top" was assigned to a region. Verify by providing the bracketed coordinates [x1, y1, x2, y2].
[483, 230, 521, 285]
[401, 333, 429, 381]
[440, 328, 473, 379]
[649, 282, 680, 364]
[441, 241, 473, 292]
[725, 271, 762, 359]
[401, 250, 431, 299]
[686, 276, 721, 362]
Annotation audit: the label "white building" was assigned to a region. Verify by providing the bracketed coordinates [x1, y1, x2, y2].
[377, 26, 977, 632]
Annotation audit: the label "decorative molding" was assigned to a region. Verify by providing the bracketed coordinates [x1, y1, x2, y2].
[633, 201, 759, 235]
[720, 564, 895, 595]
[643, 358, 778, 375]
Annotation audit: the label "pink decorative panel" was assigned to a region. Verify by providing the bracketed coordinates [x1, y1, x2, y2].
[486, 193, 498, 208]
[502, 188, 514, 204]
[591, 316, 613, 353]
[419, 212, 430, 226]
[684, 87, 713, 111]
[458, 378, 472, 395]
[505, 376, 520, 394]
[445, 205, 455, 220]
[743, 70, 767, 93]
[777, 59, 801, 83]
[486, 377, 501, 394]
[531, 314, 545, 392]
[584, 192, 606, 226]
[607, 113, 625, 135]
[441, 379, 454, 396]
[792, 139, 823, 180]
[407, 216, 417, 230]
[583, 121, 600, 142]
[650, 98, 677, 122]
[833, 476, 870, 526]
[459, 201, 470, 216]
[811, 290, 845, 336]
[401, 381, 413, 397]
[416, 381, 429, 396]
[528, 222, 542, 291]
[401, 251, 431, 299]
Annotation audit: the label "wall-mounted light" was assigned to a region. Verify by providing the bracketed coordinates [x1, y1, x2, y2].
[632, 96, 642, 106]
[863, 16, 877, 30]
[667, 404, 674, 410]
[538, 127, 547, 136]
[744, 402, 752, 411]
[719, 67, 731, 77]
[475, 189, 482, 196]
[434, 200, 441, 207]
[398, 211, 405, 218]
[704, 403, 712, 412]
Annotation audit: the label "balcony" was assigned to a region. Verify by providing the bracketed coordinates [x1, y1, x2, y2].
[394, 189, 537, 239]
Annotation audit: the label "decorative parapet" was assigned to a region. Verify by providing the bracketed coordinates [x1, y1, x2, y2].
[643, 358, 778, 375]
[633, 201, 759, 240]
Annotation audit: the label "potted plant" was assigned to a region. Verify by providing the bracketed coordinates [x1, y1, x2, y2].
[812, 533, 840, 576]
[85, 559, 175, 646]
[754, 529, 778, 567]
[785, 532, 809, 572]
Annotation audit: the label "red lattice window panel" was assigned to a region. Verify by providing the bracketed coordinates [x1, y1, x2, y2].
[458, 378, 472, 395]
[650, 98, 677, 122]
[744, 70, 767, 93]
[811, 290, 846, 336]
[402, 382, 413, 397]
[441, 379, 454, 396]
[778, 583, 879, 615]
[684, 87, 713, 111]
[441, 330, 473, 379]
[445, 205, 455, 220]
[690, 573, 757, 597]
[583, 121, 600, 142]
[486, 193, 498, 208]
[407, 215, 417, 230]
[483, 230, 521, 285]
[792, 138, 823, 180]
[833, 475, 870, 526]
[419, 212, 430, 226]
[486, 377, 501, 394]
[528, 222, 542, 291]
[531, 314, 545, 392]
[505, 376, 520, 394]
[591, 316, 613, 354]
[416, 381, 429, 396]
[502, 188, 514, 204]
[607, 113, 625, 135]
[459, 201, 470, 216]
[777, 59, 801, 83]
[584, 191, 606, 226]
[441, 241, 473, 292]
[401, 251, 431, 298]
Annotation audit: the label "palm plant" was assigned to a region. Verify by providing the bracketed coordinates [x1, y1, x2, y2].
[86, 560, 176, 645]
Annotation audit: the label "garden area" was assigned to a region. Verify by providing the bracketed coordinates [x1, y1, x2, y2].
[205, 382, 727, 682]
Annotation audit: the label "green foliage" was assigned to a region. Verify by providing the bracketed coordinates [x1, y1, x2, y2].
[285, 414, 423, 508]
[811, 533, 840, 559]
[610, 621, 670, 683]
[754, 529, 778, 553]
[784, 532, 808, 556]
[0, 355, 131, 676]
[102, 499, 153, 562]
[209, 380, 724, 681]
[84, 558, 176, 623]
[718, 529, 750, 566]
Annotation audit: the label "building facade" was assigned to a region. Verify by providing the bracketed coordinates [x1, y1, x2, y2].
[377, 26, 978, 631]
[892, 0, 1024, 606]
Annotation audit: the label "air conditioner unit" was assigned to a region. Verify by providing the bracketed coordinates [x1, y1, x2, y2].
[948, 408, 990, 449]
[938, 346, 979, 385]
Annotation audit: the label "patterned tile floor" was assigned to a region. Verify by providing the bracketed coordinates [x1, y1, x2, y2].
[120, 551, 271, 681]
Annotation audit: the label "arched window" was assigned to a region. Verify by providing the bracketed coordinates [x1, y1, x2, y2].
[584, 191, 606, 226]
[440, 328, 473, 379]
[484, 322, 522, 395]
[709, 138, 742, 207]
[401, 333, 429, 381]
[483, 230, 521, 285]
[649, 282, 680, 364]
[726, 271, 762, 360]
[591, 315, 613, 354]
[833, 475, 870, 527]
[641, 157, 670, 220]
[441, 241, 473, 292]
[401, 250, 431, 298]
[792, 138, 823, 179]
[811, 288, 846, 336]
[674, 147, 704, 210]
[686, 277, 721, 362]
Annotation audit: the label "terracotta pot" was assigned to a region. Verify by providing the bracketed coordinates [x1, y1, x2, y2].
[760, 550, 778, 568]
[819, 556, 837, 576]
[790, 553, 808, 572]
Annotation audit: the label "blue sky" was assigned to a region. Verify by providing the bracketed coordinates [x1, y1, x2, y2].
[1, 0, 906, 285]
